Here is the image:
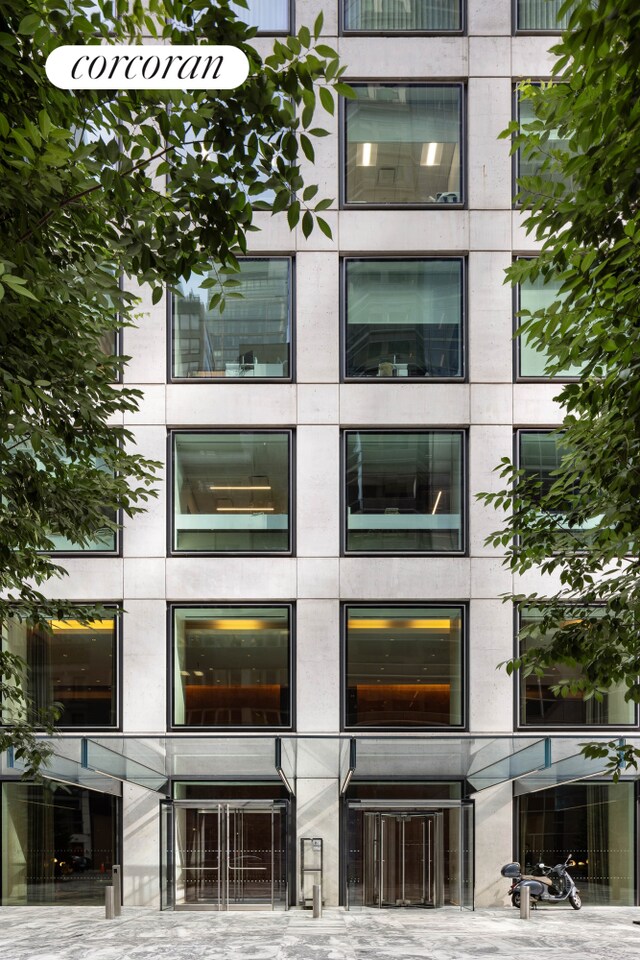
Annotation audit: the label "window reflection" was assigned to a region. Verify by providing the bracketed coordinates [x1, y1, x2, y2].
[173, 606, 291, 727]
[229, 0, 290, 32]
[345, 259, 463, 378]
[345, 605, 464, 727]
[517, 266, 580, 378]
[172, 432, 291, 553]
[516, 0, 575, 30]
[345, 431, 464, 553]
[519, 608, 635, 727]
[2, 617, 117, 728]
[345, 85, 462, 205]
[517, 91, 571, 196]
[173, 259, 291, 380]
[344, 0, 461, 31]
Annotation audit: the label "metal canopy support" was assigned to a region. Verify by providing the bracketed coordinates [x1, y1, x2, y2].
[275, 738, 295, 796]
[340, 739, 356, 795]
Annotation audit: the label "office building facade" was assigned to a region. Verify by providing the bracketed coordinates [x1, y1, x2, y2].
[2, 0, 638, 911]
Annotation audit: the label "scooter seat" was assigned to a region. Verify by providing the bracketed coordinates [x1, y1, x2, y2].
[522, 875, 553, 886]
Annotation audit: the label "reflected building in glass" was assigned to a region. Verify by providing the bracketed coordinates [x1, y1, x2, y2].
[2, 0, 638, 916]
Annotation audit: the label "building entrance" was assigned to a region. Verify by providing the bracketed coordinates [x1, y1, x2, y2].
[161, 800, 288, 910]
[363, 811, 444, 907]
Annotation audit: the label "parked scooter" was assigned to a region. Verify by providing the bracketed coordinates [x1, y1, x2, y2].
[501, 854, 582, 910]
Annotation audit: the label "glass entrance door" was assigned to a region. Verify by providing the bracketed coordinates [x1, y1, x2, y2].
[363, 812, 444, 907]
[162, 801, 288, 910]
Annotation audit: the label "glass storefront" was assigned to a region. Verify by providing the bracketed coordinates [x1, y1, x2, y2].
[0, 782, 118, 905]
[172, 432, 291, 553]
[344, 606, 464, 727]
[172, 259, 291, 380]
[344, 85, 463, 205]
[172, 606, 291, 728]
[344, 259, 463, 379]
[518, 782, 636, 905]
[344, 431, 464, 553]
[2, 617, 117, 728]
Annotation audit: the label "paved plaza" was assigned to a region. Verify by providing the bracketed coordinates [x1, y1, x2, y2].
[0, 906, 637, 960]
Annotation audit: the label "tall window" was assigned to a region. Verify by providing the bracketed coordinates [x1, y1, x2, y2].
[0, 782, 118, 905]
[344, 431, 464, 553]
[516, 87, 571, 198]
[172, 606, 291, 727]
[518, 608, 636, 727]
[343, 0, 462, 32]
[344, 605, 464, 727]
[516, 0, 575, 31]
[2, 616, 118, 728]
[172, 259, 292, 380]
[344, 84, 463, 206]
[229, 0, 290, 32]
[172, 432, 291, 553]
[518, 784, 635, 905]
[516, 264, 580, 379]
[344, 258, 463, 379]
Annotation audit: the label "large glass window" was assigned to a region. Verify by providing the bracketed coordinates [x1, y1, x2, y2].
[229, 0, 290, 33]
[516, 0, 575, 31]
[344, 84, 463, 206]
[172, 606, 291, 727]
[517, 265, 580, 379]
[518, 783, 635, 905]
[0, 782, 117, 904]
[343, 0, 462, 32]
[172, 259, 291, 380]
[172, 432, 291, 553]
[344, 605, 464, 727]
[516, 89, 571, 198]
[345, 431, 464, 553]
[519, 430, 566, 503]
[344, 259, 463, 379]
[518, 608, 636, 727]
[2, 616, 118, 728]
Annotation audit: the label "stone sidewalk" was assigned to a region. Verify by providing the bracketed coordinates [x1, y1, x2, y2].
[0, 905, 637, 960]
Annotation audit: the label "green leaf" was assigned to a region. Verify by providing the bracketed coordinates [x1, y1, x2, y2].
[334, 82, 356, 99]
[316, 216, 332, 239]
[301, 210, 313, 238]
[319, 87, 334, 115]
[302, 184, 319, 202]
[300, 134, 315, 162]
[17, 13, 41, 34]
[313, 10, 324, 38]
[287, 200, 300, 229]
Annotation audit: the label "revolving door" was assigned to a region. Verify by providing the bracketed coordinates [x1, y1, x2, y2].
[364, 811, 444, 907]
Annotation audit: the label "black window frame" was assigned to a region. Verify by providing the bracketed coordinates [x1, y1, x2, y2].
[512, 0, 575, 34]
[340, 0, 465, 35]
[167, 601, 295, 732]
[168, 428, 295, 557]
[340, 255, 467, 382]
[167, 256, 295, 384]
[341, 601, 468, 732]
[0, 604, 122, 733]
[340, 81, 466, 210]
[341, 428, 467, 557]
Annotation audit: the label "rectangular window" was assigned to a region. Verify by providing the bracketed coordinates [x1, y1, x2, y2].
[229, 0, 290, 33]
[518, 783, 635, 905]
[172, 605, 291, 728]
[172, 259, 291, 380]
[518, 608, 636, 727]
[344, 431, 464, 553]
[518, 430, 596, 537]
[344, 258, 463, 379]
[516, 88, 571, 199]
[516, 263, 581, 379]
[2, 615, 118, 728]
[344, 84, 463, 206]
[344, 605, 464, 728]
[0, 782, 118, 905]
[516, 0, 575, 31]
[343, 0, 462, 32]
[172, 431, 291, 554]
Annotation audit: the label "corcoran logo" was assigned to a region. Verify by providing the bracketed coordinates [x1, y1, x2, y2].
[45, 45, 249, 90]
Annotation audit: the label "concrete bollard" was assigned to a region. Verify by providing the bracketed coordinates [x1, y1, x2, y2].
[520, 885, 530, 920]
[105, 885, 115, 919]
[112, 865, 122, 918]
[312, 883, 322, 919]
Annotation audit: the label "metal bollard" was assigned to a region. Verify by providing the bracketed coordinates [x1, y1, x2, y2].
[520, 885, 530, 920]
[112, 864, 122, 918]
[105, 885, 115, 920]
[312, 883, 322, 919]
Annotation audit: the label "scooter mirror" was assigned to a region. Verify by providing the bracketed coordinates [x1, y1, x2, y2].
[538, 863, 545, 869]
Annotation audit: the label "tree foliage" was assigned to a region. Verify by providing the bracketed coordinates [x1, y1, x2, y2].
[0, 0, 349, 773]
[481, 0, 640, 776]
